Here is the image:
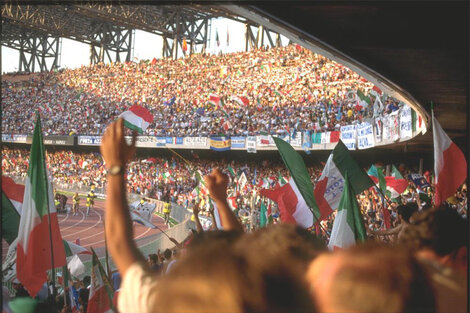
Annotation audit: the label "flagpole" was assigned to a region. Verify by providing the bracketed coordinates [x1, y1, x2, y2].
[102, 220, 111, 278]
[39, 115, 58, 304]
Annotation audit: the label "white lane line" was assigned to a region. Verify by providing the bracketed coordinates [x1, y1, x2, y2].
[59, 213, 69, 223]
[60, 210, 86, 231]
[62, 209, 102, 239]
[84, 225, 154, 248]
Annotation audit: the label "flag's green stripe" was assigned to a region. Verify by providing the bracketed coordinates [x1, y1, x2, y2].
[342, 172, 367, 242]
[123, 120, 143, 134]
[63, 240, 73, 258]
[332, 141, 375, 195]
[91, 248, 115, 308]
[411, 109, 417, 133]
[273, 137, 320, 222]
[29, 116, 49, 217]
[1, 191, 20, 244]
[391, 165, 404, 179]
[259, 202, 267, 227]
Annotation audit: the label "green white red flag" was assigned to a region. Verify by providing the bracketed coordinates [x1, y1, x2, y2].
[119, 105, 154, 134]
[328, 172, 367, 250]
[2, 176, 23, 245]
[16, 116, 67, 297]
[314, 140, 375, 222]
[88, 248, 115, 313]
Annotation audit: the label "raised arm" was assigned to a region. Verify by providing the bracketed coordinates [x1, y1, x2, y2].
[100, 118, 145, 276]
[192, 201, 204, 233]
[204, 168, 243, 232]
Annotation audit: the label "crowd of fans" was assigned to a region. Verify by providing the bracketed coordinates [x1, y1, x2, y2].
[2, 44, 404, 137]
[2, 146, 467, 236]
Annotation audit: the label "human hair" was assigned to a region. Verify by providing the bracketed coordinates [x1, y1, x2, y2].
[312, 242, 435, 313]
[397, 203, 418, 223]
[163, 248, 172, 260]
[151, 239, 315, 313]
[400, 204, 467, 256]
[148, 253, 158, 264]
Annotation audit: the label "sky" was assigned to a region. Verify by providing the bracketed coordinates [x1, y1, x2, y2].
[1, 17, 289, 73]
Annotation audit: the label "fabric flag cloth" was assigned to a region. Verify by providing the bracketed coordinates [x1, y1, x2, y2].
[88, 248, 115, 313]
[215, 31, 220, 47]
[16, 116, 67, 297]
[232, 95, 249, 106]
[67, 254, 86, 278]
[368, 164, 386, 193]
[182, 38, 188, 52]
[260, 177, 313, 228]
[63, 265, 79, 313]
[209, 94, 221, 107]
[2, 176, 24, 244]
[238, 172, 248, 190]
[356, 89, 371, 108]
[314, 140, 375, 223]
[118, 105, 154, 134]
[384, 165, 409, 198]
[264, 137, 321, 227]
[259, 202, 268, 227]
[328, 172, 367, 250]
[433, 114, 467, 205]
[63, 240, 91, 257]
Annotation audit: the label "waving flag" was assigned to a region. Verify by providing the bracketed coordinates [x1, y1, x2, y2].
[314, 141, 374, 223]
[88, 248, 114, 313]
[385, 165, 409, 198]
[119, 105, 154, 134]
[163, 96, 176, 106]
[2, 176, 24, 244]
[232, 95, 249, 106]
[433, 114, 467, 205]
[328, 172, 367, 250]
[16, 116, 66, 297]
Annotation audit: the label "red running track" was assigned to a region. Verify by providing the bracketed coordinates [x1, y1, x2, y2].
[2, 198, 167, 262]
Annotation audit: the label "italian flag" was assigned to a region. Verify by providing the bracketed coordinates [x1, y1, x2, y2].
[260, 137, 321, 228]
[314, 140, 375, 223]
[119, 105, 154, 134]
[232, 95, 249, 106]
[88, 248, 115, 313]
[16, 116, 66, 297]
[259, 201, 272, 227]
[328, 172, 367, 250]
[63, 239, 91, 257]
[209, 94, 221, 107]
[385, 165, 409, 198]
[433, 114, 467, 205]
[368, 164, 386, 193]
[2, 176, 24, 244]
[356, 89, 371, 108]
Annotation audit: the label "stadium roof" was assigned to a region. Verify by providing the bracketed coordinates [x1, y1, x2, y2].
[2, 2, 467, 153]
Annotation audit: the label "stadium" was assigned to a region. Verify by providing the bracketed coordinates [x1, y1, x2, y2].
[1, 3, 468, 313]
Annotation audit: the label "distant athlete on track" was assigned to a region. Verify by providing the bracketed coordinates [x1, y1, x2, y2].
[72, 192, 80, 216]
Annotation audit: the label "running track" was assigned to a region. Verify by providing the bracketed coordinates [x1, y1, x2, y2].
[2, 198, 167, 263]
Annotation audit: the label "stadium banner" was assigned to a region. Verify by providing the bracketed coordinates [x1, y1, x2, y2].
[374, 119, 383, 143]
[77, 136, 101, 146]
[302, 131, 312, 149]
[183, 137, 207, 147]
[209, 136, 231, 151]
[356, 122, 375, 150]
[256, 135, 275, 147]
[383, 111, 400, 142]
[44, 136, 75, 146]
[290, 132, 302, 147]
[340, 125, 357, 150]
[321, 132, 331, 144]
[156, 137, 167, 147]
[2, 134, 31, 144]
[247, 136, 257, 153]
[123, 136, 159, 148]
[165, 137, 174, 144]
[231, 136, 246, 148]
[175, 137, 184, 145]
[408, 173, 431, 189]
[399, 106, 412, 139]
[311, 132, 322, 144]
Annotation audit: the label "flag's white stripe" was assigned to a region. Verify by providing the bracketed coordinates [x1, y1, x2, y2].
[11, 199, 22, 214]
[17, 179, 41, 254]
[119, 111, 150, 131]
[288, 178, 313, 228]
[318, 154, 345, 211]
[432, 116, 451, 183]
[328, 209, 355, 250]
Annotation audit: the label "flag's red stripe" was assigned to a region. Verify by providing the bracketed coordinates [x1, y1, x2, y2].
[2, 176, 25, 203]
[128, 105, 154, 123]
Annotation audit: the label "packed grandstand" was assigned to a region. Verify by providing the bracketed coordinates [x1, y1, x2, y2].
[2, 43, 467, 313]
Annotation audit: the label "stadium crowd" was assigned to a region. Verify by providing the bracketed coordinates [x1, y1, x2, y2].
[2, 44, 403, 137]
[2, 146, 467, 236]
